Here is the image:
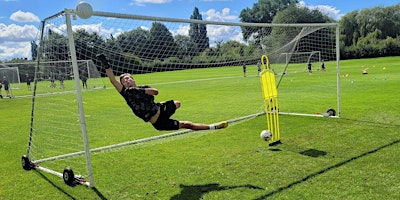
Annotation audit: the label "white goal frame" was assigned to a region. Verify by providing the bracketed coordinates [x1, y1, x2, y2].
[280, 51, 321, 64]
[23, 7, 341, 188]
[0, 66, 21, 89]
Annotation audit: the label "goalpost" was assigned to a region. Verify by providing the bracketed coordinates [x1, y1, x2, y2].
[280, 51, 321, 65]
[2, 60, 105, 92]
[0, 66, 21, 89]
[22, 5, 340, 187]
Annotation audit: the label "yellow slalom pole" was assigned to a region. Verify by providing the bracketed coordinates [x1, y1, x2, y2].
[260, 55, 281, 146]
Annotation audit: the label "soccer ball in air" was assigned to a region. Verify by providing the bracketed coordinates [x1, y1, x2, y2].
[75, 1, 93, 19]
[260, 130, 272, 141]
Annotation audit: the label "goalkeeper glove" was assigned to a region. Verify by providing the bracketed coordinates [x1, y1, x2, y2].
[96, 54, 111, 69]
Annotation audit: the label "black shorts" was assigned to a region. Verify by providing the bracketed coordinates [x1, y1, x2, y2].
[152, 100, 179, 131]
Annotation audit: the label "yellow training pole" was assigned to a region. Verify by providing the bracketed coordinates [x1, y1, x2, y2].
[260, 55, 281, 145]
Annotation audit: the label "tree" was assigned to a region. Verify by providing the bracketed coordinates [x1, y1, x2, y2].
[117, 28, 151, 59]
[149, 22, 178, 60]
[73, 29, 104, 61]
[339, 3, 400, 59]
[174, 34, 198, 59]
[44, 29, 69, 61]
[31, 41, 38, 60]
[239, 0, 298, 41]
[189, 7, 209, 53]
[272, 5, 333, 24]
[339, 11, 359, 46]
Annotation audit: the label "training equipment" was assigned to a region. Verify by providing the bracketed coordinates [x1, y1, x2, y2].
[260, 55, 281, 145]
[2, 60, 105, 91]
[24, 7, 340, 187]
[280, 51, 321, 65]
[260, 130, 272, 141]
[75, 1, 93, 19]
[0, 66, 21, 89]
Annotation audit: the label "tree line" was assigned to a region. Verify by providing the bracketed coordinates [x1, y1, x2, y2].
[240, 0, 400, 60]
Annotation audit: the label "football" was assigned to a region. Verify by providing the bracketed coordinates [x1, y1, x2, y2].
[75, 1, 93, 19]
[260, 130, 272, 141]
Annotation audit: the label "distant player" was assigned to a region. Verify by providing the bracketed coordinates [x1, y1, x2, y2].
[58, 73, 65, 89]
[96, 53, 228, 131]
[257, 61, 261, 75]
[2, 76, 11, 98]
[307, 62, 312, 74]
[49, 72, 56, 88]
[26, 74, 32, 91]
[321, 60, 326, 71]
[80, 71, 88, 89]
[0, 82, 2, 98]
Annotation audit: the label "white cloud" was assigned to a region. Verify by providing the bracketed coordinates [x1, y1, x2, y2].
[10, 10, 40, 23]
[298, 1, 344, 20]
[72, 23, 116, 38]
[130, 0, 172, 6]
[204, 8, 236, 21]
[0, 23, 38, 43]
[201, 8, 243, 46]
[173, 25, 190, 36]
[0, 41, 31, 60]
[0, 23, 38, 60]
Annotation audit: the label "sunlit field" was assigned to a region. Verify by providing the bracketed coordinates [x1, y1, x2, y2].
[1, 57, 399, 199]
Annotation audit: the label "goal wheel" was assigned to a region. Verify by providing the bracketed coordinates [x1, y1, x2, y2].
[63, 168, 75, 185]
[326, 108, 336, 116]
[21, 155, 32, 170]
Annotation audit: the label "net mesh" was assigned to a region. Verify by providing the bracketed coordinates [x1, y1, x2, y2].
[26, 9, 339, 186]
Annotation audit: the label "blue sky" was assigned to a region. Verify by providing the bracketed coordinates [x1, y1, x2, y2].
[0, 0, 399, 61]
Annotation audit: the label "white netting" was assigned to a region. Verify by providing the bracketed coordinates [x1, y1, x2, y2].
[25, 8, 339, 187]
[0, 66, 21, 89]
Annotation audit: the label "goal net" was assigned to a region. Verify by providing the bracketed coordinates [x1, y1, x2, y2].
[280, 51, 321, 65]
[23, 8, 339, 187]
[2, 60, 105, 92]
[0, 66, 21, 89]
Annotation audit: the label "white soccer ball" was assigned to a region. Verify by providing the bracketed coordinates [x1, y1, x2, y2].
[75, 1, 93, 19]
[260, 130, 272, 141]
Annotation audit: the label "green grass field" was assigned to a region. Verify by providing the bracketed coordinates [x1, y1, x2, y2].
[1, 57, 399, 199]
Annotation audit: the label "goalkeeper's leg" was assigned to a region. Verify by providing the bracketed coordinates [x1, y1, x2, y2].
[180, 121, 228, 130]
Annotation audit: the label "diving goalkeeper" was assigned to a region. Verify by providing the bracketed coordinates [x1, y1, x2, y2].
[96, 54, 228, 131]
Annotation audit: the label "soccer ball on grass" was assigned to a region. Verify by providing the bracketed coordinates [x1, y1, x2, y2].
[260, 130, 272, 141]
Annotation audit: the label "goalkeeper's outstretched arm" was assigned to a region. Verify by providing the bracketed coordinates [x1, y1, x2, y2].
[96, 54, 123, 92]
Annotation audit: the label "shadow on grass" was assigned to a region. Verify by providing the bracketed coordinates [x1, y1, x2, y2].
[35, 171, 78, 199]
[170, 183, 264, 200]
[253, 139, 400, 200]
[299, 148, 327, 157]
[34, 170, 107, 200]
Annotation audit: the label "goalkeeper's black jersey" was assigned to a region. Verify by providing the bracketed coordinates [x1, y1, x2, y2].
[120, 85, 159, 122]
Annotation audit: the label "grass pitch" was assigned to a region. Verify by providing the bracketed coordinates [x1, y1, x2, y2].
[0, 57, 399, 199]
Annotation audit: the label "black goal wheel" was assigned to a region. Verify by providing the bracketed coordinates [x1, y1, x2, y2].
[63, 168, 75, 185]
[21, 155, 32, 170]
[327, 108, 336, 116]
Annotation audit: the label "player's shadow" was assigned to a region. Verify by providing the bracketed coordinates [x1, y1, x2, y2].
[299, 148, 327, 157]
[170, 183, 263, 200]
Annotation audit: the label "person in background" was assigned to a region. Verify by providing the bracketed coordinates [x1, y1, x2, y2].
[26, 74, 32, 91]
[2, 76, 11, 98]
